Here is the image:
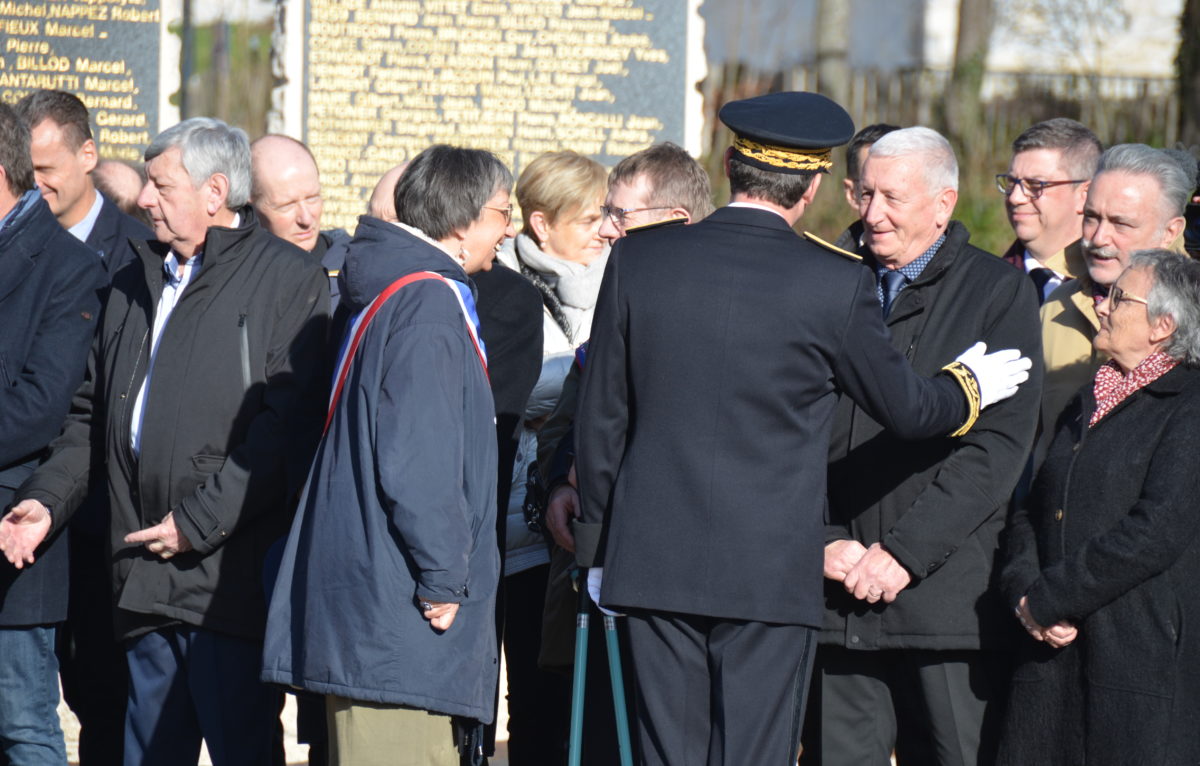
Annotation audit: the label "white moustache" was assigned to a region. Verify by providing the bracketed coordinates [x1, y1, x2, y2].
[1082, 238, 1121, 260]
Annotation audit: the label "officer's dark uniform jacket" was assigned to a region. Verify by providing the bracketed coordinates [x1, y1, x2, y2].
[823, 220, 1043, 649]
[574, 205, 977, 628]
[18, 207, 330, 641]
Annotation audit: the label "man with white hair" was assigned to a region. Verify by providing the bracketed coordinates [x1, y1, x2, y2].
[808, 127, 1043, 766]
[1039, 144, 1195, 448]
[1, 117, 330, 765]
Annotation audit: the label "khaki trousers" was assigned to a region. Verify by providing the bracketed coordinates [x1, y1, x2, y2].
[326, 694, 458, 766]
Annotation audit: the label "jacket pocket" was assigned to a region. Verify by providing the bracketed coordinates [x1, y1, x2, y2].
[191, 454, 226, 474]
[237, 313, 251, 391]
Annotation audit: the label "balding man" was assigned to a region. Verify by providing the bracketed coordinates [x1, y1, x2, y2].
[3, 118, 330, 766]
[251, 134, 350, 311]
[367, 161, 409, 221]
[1040, 144, 1195, 450]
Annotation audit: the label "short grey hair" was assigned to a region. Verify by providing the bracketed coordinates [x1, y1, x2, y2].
[393, 145, 512, 241]
[145, 118, 251, 209]
[1130, 249, 1200, 365]
[1011, 118, 1103, 180]
[868, 126, 958, 193]
[1095, 144, 1197, 225]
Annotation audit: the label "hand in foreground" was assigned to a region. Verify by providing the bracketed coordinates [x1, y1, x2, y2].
[0, 500, 53, 568]
[1015, 595, 1077, 648]
[420, 600, 459, 631]
[955, 342, 1033, 409]
[841, 542, 911, 604]
[124, 512, 194, 560]
[824, 539, 868, 582]
[545, 484, 580, 552]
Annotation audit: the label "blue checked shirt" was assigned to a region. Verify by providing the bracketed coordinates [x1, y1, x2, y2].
[874, 233, 946, 308]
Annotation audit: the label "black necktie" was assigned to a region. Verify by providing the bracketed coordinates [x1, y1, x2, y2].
[881, 269, 907, 318]
[1029, 268, 1055, 304]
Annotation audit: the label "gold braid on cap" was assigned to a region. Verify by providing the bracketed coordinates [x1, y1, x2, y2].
[941, 361, 981, 437]
[733, 137, 833, 171]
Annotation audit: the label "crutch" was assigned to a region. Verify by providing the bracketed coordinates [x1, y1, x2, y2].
[567, 567, 634, 766]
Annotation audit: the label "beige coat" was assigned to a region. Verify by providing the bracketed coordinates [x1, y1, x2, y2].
[1038, 276, 1105, 461]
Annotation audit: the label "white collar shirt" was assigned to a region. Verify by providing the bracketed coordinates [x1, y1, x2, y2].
[129, 250, 204, 457]
[67, 191, 104, 244]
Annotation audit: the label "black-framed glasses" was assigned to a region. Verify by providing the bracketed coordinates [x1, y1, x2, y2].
[600, 204, 673, 226]
[995, 174, 1085, 200]
[483, 204, 513, 224]
[1107, 284, 1149, 309]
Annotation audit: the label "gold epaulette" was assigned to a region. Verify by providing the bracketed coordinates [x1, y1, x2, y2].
[326, 269, 340, 278]
[941, 361, 981, 437]
[803, 231, 862, 262]
[625, 216, 689, 234]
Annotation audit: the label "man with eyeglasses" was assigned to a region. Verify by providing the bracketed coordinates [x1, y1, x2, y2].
[596, 141, 714, 241]
[998, 119, 1102, 305]
[1038, 144, 1195, 462]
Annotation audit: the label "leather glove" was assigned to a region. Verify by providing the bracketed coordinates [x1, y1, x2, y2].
[955, 342, 1032, 409]
[586, 567, 621, 617]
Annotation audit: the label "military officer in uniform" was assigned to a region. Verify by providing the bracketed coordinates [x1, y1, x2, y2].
[572, 91, 1034, 766]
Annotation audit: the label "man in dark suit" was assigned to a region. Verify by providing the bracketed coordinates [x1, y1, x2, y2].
[0, 100, 106, 766]
[15, 89, 152, 766]
[572, 92, 1033, 766]
[17, 90, 152, 276]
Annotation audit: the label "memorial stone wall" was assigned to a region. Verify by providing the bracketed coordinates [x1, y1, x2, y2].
[0, 0, 180, 160]
[278, 0, 704, 230]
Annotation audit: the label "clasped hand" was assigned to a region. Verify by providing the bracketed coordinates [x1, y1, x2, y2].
[1015, 595, 1076, 648]
[824, 540, 911, 604]
[0, 499, 53, 569]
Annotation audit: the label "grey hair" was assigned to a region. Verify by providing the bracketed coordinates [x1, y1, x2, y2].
[1095, 144, 1197, 224]
[393, 145, 512, 241]
[1129, 249, 1200, 365]
[144, 118, 251, 209]
[868, 126, 958, 193]
[1011, 118, 1103, 180]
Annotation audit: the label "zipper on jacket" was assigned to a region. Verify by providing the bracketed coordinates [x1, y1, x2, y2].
[238, 313, 251, 390]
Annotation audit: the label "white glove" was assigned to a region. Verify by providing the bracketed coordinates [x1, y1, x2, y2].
[955, 342, 1032, 409]
[586, 567, 621, 617]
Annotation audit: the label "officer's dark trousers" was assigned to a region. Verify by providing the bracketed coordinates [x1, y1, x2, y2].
[624, 610, 816, 766]
[801, 647, 1009, 766]
[124, 626, 282, 766]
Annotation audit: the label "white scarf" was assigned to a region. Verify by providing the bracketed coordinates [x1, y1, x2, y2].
[512, 233, 608, 342]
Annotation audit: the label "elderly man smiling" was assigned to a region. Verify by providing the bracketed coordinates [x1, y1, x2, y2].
[811, 127, 1043, 766]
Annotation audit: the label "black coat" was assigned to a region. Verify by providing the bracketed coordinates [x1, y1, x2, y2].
[575, 206, 973, 627]
[821, 221, 1043, 649]
[0, 194, 105, 625]
[997, 364, 1200, 766]
[18, 208, 330, 640]
[86, 193, 153, 279]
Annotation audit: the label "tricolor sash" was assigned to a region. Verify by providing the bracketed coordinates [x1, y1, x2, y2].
[325, 271, 488, 435]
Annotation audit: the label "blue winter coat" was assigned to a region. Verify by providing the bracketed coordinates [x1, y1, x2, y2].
[262, 216, 500, 722]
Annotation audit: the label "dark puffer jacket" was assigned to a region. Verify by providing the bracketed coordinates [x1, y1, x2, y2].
[18, 207, 330, 640]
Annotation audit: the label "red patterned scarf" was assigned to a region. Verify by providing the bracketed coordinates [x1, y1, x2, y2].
[1090, 351, 1179, 427]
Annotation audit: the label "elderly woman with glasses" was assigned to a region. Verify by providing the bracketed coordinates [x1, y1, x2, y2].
[997, 249, 1200, 765]
[263, 145, 515, 766]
